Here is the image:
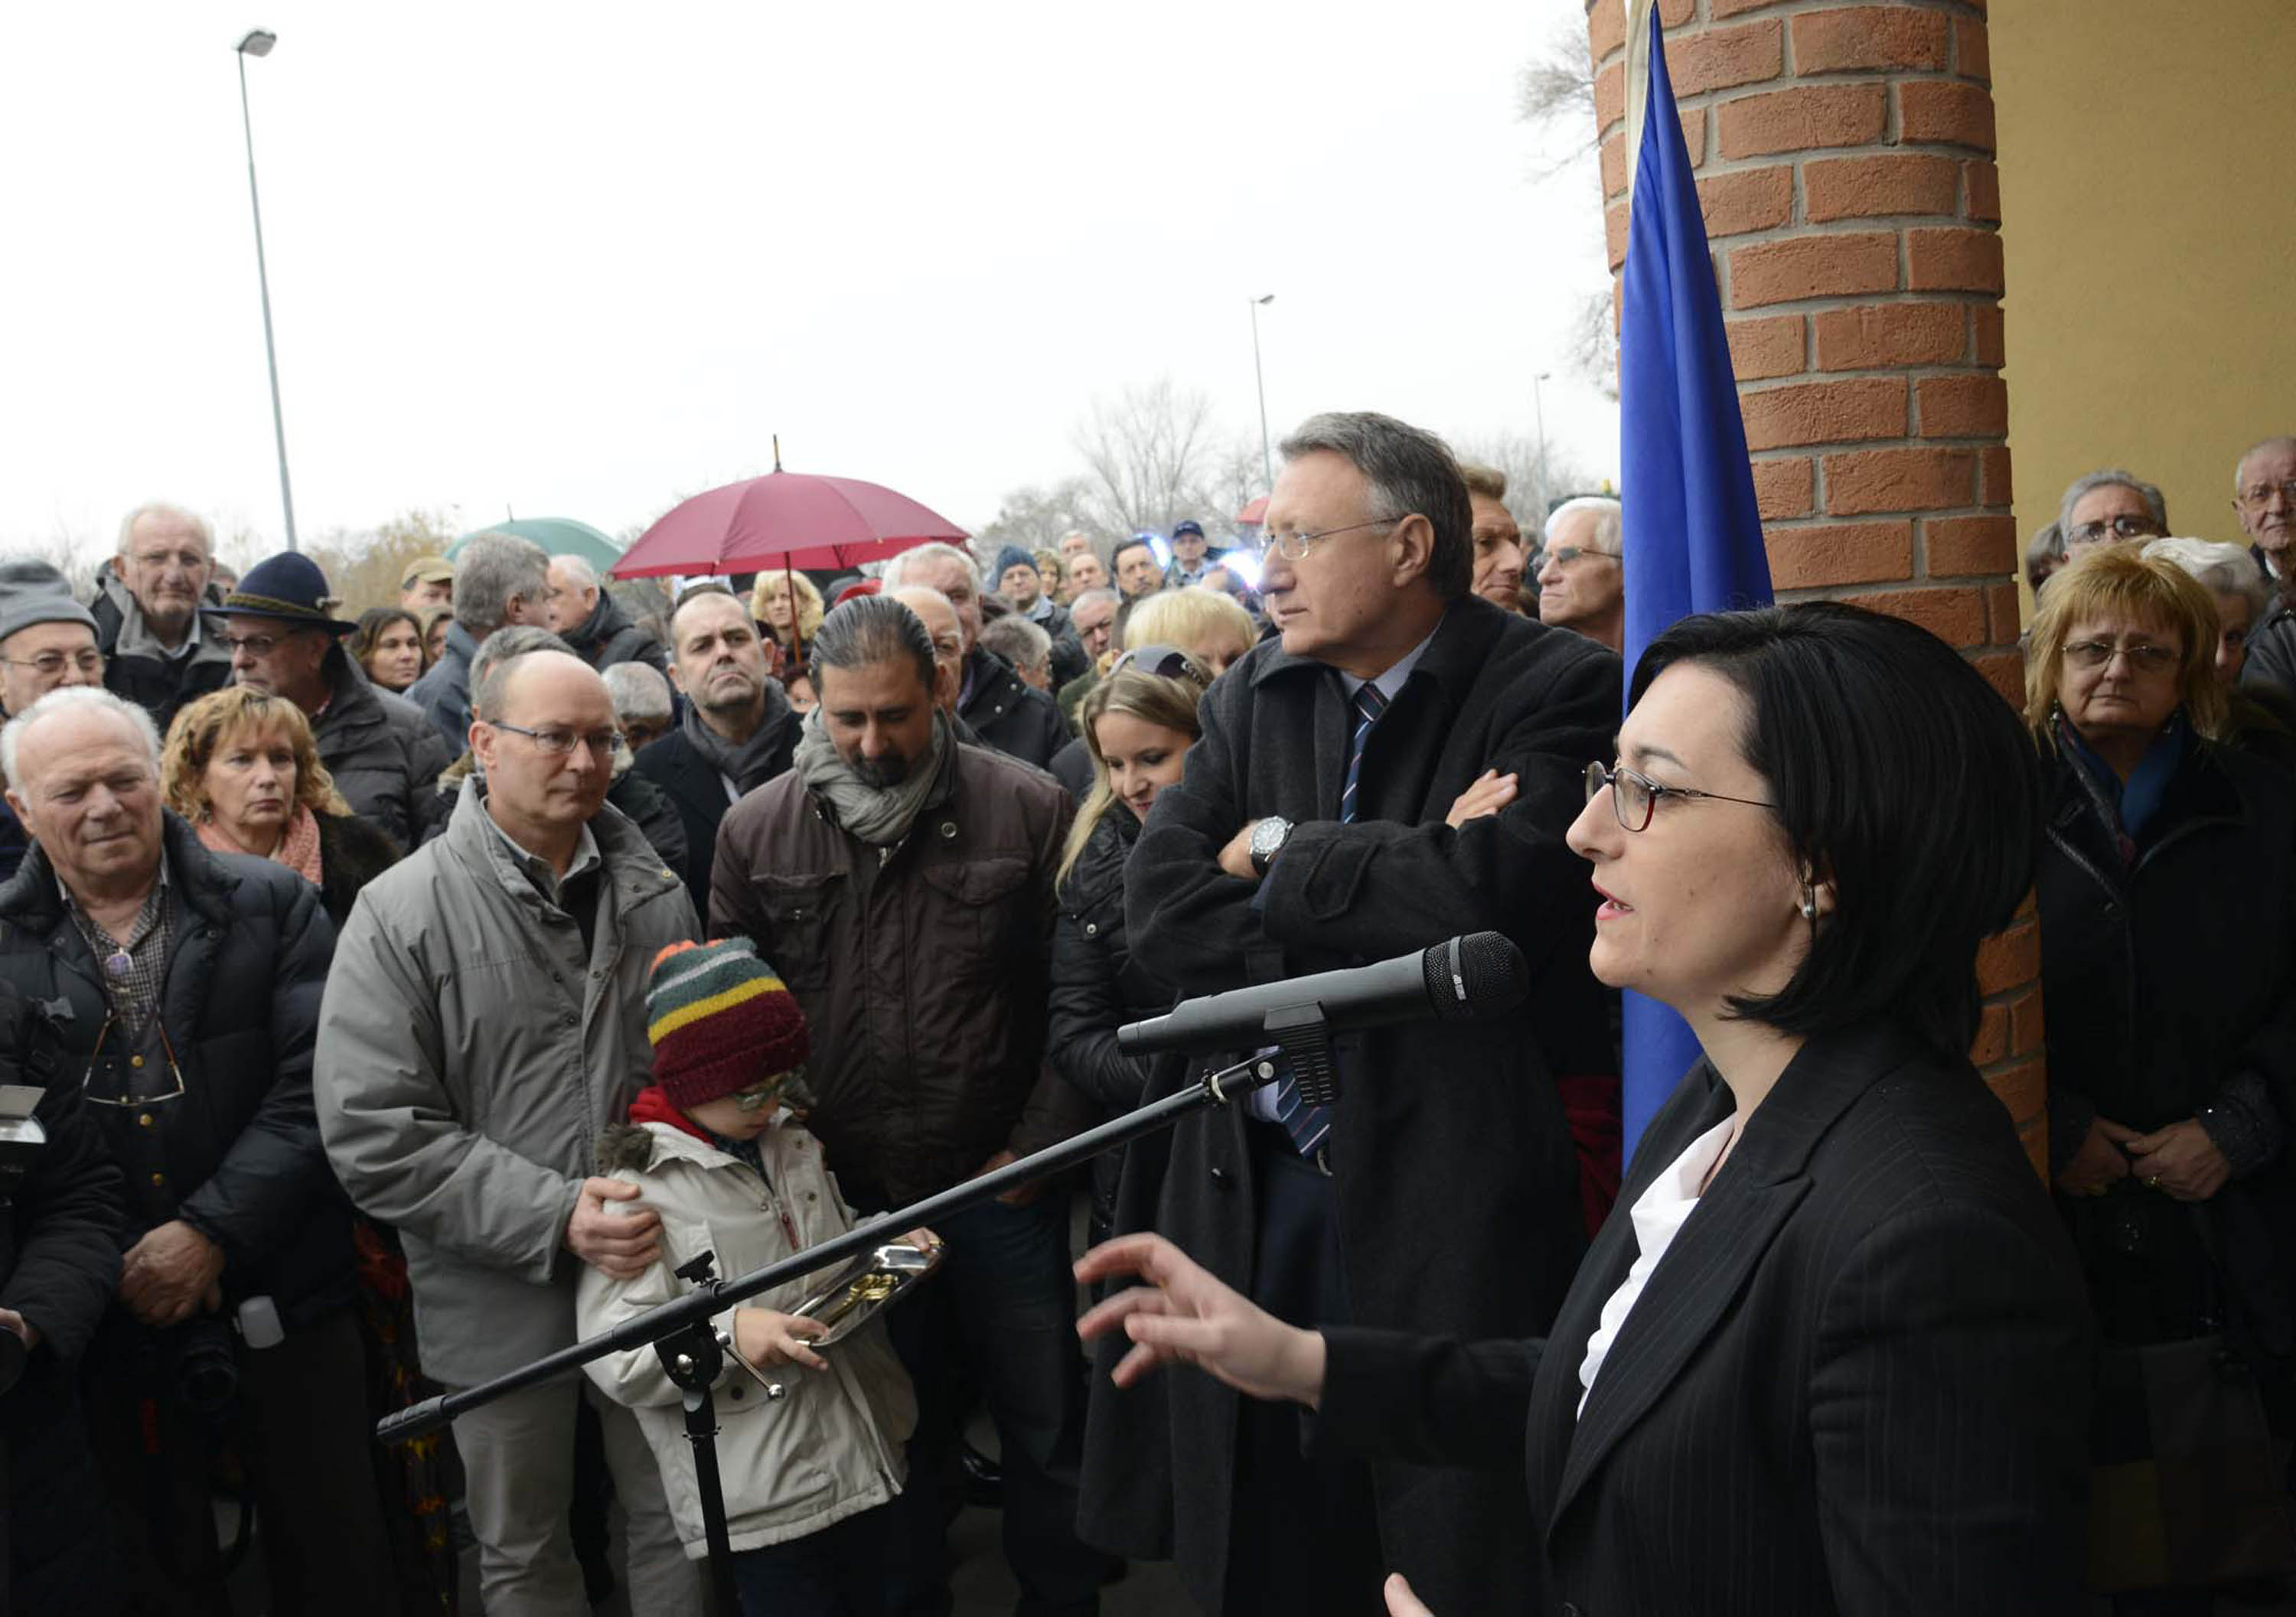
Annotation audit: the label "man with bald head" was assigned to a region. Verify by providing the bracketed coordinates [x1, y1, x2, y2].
[0, 686, 394, 1610]
[883, 543, 1066, 766]
[890, 584, 966, 713]
[316, 650, 701, 1614]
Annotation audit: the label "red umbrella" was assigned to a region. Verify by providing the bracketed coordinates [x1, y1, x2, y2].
[611, 465, 970, 579]
[1236, 494, 1269, 527]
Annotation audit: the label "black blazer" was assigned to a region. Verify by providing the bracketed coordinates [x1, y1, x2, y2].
[1313, 1021, 2093, 1616]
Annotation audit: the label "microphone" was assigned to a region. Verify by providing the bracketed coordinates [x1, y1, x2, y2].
[1116, 933, 1529, 1068]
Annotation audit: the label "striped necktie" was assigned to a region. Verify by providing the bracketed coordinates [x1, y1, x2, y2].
[1273, 679, 1389, 1161]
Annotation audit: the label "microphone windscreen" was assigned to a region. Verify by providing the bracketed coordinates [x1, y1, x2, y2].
[1421, 931, 1531, 1020]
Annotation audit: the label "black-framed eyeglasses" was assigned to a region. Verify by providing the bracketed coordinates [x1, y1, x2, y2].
[2236, 479, 2296, 508]
[1264, 517, 1404, 562]
[488, 720, 624, 758]
[1109, 644, 1208, 685]
[1586, 760, 1774, 834]
[2066, 514, 2164, 546]
[2062, 638, 2179, 672]
[2, 648, 104, 678]
[81, 1014, 188, 1108]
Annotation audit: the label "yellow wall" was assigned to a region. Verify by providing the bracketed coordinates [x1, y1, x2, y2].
[1992, 1, 2296, 556]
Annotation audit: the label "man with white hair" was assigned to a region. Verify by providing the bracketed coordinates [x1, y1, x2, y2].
[2057, 468, 2168, 555]
[93, 502, 232, 730]
[2231, 438, 2296, 701]
[543, 555, 668, 675]
[408, 531, 550, 748]
[0, 686, 393, 1612]
[1534, 495, 1626, 650]
[882, 543, 1066, 767]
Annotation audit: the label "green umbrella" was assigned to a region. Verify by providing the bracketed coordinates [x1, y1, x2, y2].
[451, 518, 623, 573]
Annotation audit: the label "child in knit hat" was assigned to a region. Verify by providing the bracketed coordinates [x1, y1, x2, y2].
[576, 938, 930, 1612]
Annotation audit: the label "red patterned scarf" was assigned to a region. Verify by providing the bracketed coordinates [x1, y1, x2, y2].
[198, 805, 325, 888]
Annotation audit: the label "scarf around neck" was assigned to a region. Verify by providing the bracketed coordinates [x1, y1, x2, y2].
[791, 705, 951, 846]
[680, 685, 792, 796]
[198, 804, 325, 888]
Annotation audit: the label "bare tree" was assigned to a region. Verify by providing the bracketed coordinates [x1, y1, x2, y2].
[1455, 429, 1609, 532]
[974, 477, 1102, 557]
[1072, 379, 1231, 539]
[1565, 289, 1621, 403]
[1518, 14, 1600, 172]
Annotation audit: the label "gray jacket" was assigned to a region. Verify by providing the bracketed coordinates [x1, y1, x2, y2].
[311, 645, 451, 848]
[314, 778, 696, 1386]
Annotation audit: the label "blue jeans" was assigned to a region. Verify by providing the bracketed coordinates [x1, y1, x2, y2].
[866, 1192, 1103, 1617]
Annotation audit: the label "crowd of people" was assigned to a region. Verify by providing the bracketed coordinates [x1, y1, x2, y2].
[1, 422, 2293, 1617]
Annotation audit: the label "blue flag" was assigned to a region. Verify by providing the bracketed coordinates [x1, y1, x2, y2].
[1616, 0, 1774, 1160]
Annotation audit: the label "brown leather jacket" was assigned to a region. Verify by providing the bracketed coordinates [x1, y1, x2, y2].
[707, 739, 1080, 1205]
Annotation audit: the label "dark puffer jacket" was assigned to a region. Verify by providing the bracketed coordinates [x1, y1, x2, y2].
[0, 813, 352, 1324]
[960, 646, 1068, 770]
[313, 810, 403, 931]
[311, 646, 452, 848]
[563, 588, 668, 676]
[1048, 805, 1169, 1232]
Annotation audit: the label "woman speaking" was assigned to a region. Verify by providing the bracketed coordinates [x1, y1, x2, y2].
[1078, 603, 2093, 1615]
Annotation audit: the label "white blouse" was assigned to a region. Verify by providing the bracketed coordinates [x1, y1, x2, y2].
[1576, 1115, 1737, 1419]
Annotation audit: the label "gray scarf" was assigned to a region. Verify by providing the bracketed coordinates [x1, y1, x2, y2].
[791, 706, 951, 846]
[680, 683, 793, 796]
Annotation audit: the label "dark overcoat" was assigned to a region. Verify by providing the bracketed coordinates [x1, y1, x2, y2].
[1077, 593, 1619, 1615]
[1312, 1022, 2094, 1616]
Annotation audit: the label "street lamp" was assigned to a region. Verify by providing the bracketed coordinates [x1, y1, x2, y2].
[235, 27, 298, 552]
[1248, 294, 1275, 494]
[1531, 370, 1554, 525]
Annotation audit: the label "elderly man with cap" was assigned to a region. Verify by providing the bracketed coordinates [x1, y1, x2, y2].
[93, 502, 233, 732]
[0, 561, 107, 881]
[213, 553, 451, 848]
[0, 685, 396, 1613]
[543, 555, 669, 676]
[400, 554, 454, 611]
[994, 546, 1090, 690]
[1162, 519, 1224, 588]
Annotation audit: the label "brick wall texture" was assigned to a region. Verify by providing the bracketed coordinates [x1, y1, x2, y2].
[1585, 0, 2044, 1169]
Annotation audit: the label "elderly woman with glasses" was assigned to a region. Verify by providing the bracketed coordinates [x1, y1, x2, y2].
[1076, 601, 2092, 1614]
[2029, 543, 2296, 1600]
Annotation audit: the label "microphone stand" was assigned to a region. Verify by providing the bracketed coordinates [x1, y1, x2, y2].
[376, 1046, 1293, 1610]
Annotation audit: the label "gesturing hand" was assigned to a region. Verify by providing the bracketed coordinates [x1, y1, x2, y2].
[2125, 1118, 2232, 1203]
[566, 1178, 662, 1279]
[1384, 1573, 1436, 1615]
[1075, 1233, 1326, 1407]
[1445, 769, 1519, 829]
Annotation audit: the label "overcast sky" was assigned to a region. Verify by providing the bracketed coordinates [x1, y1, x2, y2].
[2, 0, 1618, 567]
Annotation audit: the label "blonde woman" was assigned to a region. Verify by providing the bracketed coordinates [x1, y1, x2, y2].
[751, 570, 825, 657]
[1049, 653, 1212, 1246]
[1123, 586, 1257, 676]
[163, 685, 400, 927]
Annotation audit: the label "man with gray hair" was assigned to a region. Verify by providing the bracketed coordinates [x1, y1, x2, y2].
[980, 612, 1054, 693]
[883, 541, 1066, 766]
[1081, 411, 1619, 1616]
[543, 554, 668, 676]
[93, 501, 232, 729]
[317, 648, 700, 1615]
[2233, 435, 2296, 581]
[0, 685, 395, 1612]
[407, 530, 550, 748]
[1055, 586, 1120, 726]
[602, 660, 675, 754]
[1534, 495, 1626, 650]
[2058, 467, 2168, 554]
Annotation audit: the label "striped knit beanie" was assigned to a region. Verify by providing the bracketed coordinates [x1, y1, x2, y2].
[645, 939, 810, 1109]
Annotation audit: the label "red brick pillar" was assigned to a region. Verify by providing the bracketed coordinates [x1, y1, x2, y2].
[1585, 0, 2046, 1170]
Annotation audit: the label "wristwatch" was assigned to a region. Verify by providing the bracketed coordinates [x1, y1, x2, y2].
[1248, 817, 1294, 876]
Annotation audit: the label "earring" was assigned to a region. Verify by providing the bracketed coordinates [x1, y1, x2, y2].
[1799, 879, 1818, 922]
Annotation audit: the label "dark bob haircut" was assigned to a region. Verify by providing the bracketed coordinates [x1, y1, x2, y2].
[1629, 601, 2042, 1063]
